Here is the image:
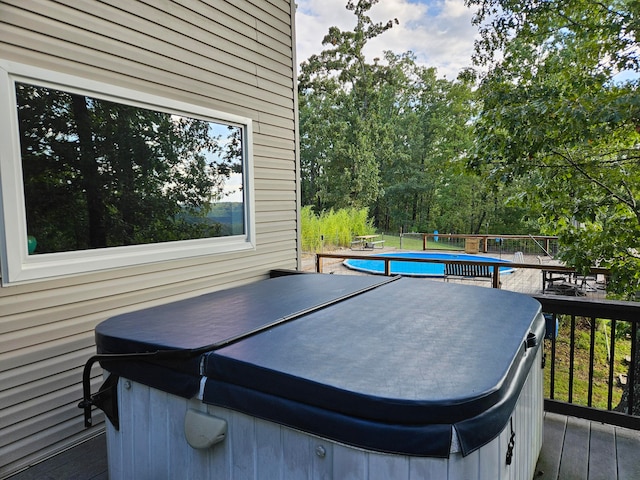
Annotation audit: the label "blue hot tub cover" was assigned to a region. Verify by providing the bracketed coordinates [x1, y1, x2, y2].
[95, 273, 544, 458]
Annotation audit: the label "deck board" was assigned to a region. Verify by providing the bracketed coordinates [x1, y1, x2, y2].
[587, 421, 617, 480]
[537, 412, 566, 479]
[8, 414, 640, 479]
[7, 434, 107, 480]
[558, 416, 591, 479]
[615, 427, 640, 480]
[534, 412, 640, 480]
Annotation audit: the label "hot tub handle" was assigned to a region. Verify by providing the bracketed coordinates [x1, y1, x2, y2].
[505, 417, 516, 465]
[184, 409, 227, 449]
[526, 331, 538, 350]
[78, 356, 120, 430]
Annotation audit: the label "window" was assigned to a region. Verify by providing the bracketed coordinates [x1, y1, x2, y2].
[0, 61, 255, 285]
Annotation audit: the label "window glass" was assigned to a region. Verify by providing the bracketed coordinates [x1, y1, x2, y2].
[16, 82, 245, 255]
[0, 62, 254, 285]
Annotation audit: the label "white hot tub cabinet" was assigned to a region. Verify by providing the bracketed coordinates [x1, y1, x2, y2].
[92, 274, 545, 480]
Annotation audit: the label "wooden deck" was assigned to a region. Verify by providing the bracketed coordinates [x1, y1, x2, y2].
[7, 413, 640, 479]
[537, 412, 640, 480]
[8, 434, 107, 480]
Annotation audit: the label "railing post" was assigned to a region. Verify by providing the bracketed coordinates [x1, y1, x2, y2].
[493, 264, 500, 289]
[316, 254, 322, 273]
[385, 259, 391, 276]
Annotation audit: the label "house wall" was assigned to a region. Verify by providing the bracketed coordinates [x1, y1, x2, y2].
[0, 0, 300, 476]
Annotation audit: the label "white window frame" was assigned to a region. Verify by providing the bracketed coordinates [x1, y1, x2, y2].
[0, 60, 255, 285]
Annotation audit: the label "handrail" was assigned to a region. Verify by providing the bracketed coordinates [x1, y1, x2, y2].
[532, 294, 639, 322]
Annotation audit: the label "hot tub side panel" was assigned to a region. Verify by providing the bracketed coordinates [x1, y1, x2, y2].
[105, 348, 543, 480]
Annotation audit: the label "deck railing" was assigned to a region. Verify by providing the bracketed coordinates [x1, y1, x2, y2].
[421, 233, 559, 256]
[532, 294, 640, 430]
[314, 253, 640, 430]
[315, 252, 608, 291]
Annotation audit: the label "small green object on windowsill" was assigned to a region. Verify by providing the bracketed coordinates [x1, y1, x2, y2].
[27, 235, 37, 254]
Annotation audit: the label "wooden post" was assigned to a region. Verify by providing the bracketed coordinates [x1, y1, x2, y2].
[493, 264, 500, 289]
[385, 259, 391, 276]
[316, 254, 322, 273]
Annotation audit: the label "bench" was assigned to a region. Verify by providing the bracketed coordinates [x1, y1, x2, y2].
[444, 263, 493, 282]
[365, 240, 385, 249]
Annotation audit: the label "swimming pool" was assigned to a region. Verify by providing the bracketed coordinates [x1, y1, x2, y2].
[343, 252, 515, 277]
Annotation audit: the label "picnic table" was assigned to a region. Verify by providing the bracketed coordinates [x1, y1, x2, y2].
[351, 235, 385, 250]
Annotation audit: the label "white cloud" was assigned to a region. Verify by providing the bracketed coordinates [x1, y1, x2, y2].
[295, 0, 479, 79]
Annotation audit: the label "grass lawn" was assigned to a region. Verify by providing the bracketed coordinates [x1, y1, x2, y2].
[545, 316, 630, 409]
[381, 234, 463, 252]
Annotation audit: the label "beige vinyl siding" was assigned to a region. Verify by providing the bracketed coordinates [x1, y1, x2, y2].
[0, 0, 300, 476]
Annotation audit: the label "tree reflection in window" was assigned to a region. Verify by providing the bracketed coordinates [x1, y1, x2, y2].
[16, 82, 244, 254]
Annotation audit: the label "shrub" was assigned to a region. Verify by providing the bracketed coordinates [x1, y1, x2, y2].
[301, 206, 375, 252]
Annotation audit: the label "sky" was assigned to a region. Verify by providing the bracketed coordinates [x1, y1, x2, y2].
[295, 0, 480, 79]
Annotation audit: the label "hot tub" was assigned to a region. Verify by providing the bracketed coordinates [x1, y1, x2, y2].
[86, 273, 544, 479]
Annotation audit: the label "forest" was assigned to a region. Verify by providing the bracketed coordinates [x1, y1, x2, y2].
[298, 0, 640, 300]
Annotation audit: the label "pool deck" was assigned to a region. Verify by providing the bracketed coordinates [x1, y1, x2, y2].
[304, 249, 606, 299]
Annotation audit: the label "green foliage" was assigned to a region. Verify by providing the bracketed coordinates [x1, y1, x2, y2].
[299, 0, 534, 237]
[299, 0, 395, 211]
[467, 0, 640, 298]
[300, 206, 375, 252]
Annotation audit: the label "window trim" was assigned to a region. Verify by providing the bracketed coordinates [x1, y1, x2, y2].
[0, 60, 255, 285]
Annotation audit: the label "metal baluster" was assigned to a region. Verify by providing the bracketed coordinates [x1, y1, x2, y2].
[569, 315, 576, 403]
[628, 320, 637, 415]
[608, 320, 617, 411]
[588, 317, 596, 407]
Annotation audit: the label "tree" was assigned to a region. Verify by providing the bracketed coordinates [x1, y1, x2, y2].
[299, 1, 491, 233]
[466, 0, 640, 297]
[466, 0, 640, 414]
[299, 0, 397, 210]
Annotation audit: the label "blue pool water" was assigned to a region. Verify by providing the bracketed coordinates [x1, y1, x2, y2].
[343, 252, 515, 277]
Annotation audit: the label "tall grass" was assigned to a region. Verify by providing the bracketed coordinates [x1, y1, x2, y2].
[301, 206, 375, 252]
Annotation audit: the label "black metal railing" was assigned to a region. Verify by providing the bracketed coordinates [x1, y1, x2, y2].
[532, 294, 640, 430]
[314, 253, 640, 429]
